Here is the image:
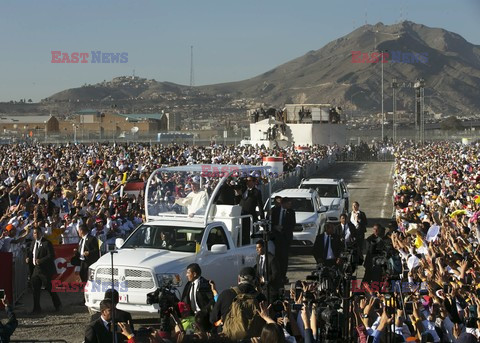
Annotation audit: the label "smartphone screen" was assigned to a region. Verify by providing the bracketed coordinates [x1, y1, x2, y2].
[0, 289, 5, 298]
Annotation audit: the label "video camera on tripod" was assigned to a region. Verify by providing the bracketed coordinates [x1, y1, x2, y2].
[339, 242, 358, 275]
[146, 280, 179, 335]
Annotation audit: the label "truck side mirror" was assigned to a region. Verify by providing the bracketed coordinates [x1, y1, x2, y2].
[210, 244, 228, 254]
[115, 238, 125, 250]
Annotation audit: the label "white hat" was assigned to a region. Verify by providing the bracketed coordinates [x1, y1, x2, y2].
[192, 176, 201, 184]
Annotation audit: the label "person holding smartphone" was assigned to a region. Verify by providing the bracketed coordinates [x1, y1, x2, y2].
[0, 294, 18, 342]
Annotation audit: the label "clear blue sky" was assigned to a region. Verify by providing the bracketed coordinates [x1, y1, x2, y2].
[0, 0, 479, 102]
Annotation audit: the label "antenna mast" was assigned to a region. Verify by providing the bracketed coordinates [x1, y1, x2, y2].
[190, 45, 195, 87]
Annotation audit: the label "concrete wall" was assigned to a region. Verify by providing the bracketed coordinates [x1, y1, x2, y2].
[312, 123, 347, 145]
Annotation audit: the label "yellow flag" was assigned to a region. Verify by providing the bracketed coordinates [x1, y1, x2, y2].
[122, 172, 128, 184]
[414, 234, 423, 249]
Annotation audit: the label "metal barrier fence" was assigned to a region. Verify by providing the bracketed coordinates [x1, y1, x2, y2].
[259, 158, 330, 201]
[13, 249, 29, 305]
[336, 150, 395, 162]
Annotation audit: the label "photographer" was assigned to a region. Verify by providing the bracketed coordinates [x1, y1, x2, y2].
[210, 267, 266, 340]
[0, 295, 18, 343]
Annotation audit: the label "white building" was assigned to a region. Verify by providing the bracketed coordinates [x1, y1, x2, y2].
[245, 104, 346, 147]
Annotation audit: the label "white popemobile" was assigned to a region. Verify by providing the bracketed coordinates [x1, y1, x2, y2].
[84, 165, 271, 314]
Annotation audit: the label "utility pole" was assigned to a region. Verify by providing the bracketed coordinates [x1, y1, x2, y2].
[414, 78, 426, 144]
[381, 50, 385, 142]
[392, 78, 398, 142]
[190, 45, 195, 87]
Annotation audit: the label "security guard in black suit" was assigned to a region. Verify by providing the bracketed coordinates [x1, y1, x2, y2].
[85, 299, 124, 343]
[72, 224, 100, 283]
[26, 227, 62, 314]
[239, 176, 265, 245]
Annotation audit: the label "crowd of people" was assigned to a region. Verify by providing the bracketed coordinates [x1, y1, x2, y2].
[4, 140, 480, 342]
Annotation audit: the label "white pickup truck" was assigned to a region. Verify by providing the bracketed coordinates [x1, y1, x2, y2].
[84, 165, 270, 314]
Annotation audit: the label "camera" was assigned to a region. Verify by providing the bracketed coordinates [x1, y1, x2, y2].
[272, 300, 284, 313]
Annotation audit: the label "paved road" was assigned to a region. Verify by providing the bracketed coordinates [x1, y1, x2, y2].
[286, 161, 395, 284]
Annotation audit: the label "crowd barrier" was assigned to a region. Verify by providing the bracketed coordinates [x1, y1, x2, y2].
[260, 158, 330, 202]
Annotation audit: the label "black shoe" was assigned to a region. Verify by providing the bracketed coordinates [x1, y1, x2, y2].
[30, 308, 42, 315]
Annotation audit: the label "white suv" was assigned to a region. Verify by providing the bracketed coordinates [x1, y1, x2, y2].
[266, 189, 327, 246]
[299, 178, 349, 223]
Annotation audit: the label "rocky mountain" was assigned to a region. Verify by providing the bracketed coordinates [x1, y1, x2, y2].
[199, 21, 480, 115]
[31, 21, 480, 116]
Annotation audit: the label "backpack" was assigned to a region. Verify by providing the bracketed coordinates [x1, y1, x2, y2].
[222, 286, 265, 341]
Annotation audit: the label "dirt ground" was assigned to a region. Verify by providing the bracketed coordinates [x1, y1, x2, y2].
[7, 288, 161, 343]
[8, 289, 91, 343]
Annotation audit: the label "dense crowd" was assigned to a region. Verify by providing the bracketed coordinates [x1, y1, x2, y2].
[4, 140, 480, 342]
[0, 142, 331, 256]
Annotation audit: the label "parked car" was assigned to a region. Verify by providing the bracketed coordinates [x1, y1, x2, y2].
[299, 178, 349, 223]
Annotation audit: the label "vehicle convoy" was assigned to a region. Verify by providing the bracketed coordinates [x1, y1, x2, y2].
[299, 178, 349, 223]
[85, 165, 271, 314]
[267, 188, 327, 246]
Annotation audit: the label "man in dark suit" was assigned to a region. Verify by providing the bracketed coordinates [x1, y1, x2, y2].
[313, 223, 343, 267]
[270, 197, 295, 283]
[90, 289, 134, 332]
[239, 176, 265, 245]
[73, 224, 100, 283]
[26, 227, 61, 314]
[254, 239, 281, 303]
[181, 263, 214, 316]
[348, 201, 368, 262]
[336, 213, 357, 248]
[363, 224, 386, 283]
[85, 299, 124, 343]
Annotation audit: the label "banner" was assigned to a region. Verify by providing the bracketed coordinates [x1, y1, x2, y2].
[0, 252, 13, 309]
[53, 243, 80, 283]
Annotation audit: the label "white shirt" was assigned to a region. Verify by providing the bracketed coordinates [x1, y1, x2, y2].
[350, 211, 359, 228]
[100, 315, 110, 332]
[342, 223, 351, 244]
[79, 236, 87, 260]
[32, 239, 42, 265]
[190, 278, 201, 313]
[259, 255, 265, 276]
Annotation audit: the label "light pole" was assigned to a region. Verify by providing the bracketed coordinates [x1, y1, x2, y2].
[44, 121, 47, 143]
[381, 50, 386, 142]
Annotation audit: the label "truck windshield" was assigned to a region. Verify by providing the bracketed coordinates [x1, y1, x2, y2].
[122, 225, 205, 253]
[290, 198, 315, 212]
[300, 184, 339, 197]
